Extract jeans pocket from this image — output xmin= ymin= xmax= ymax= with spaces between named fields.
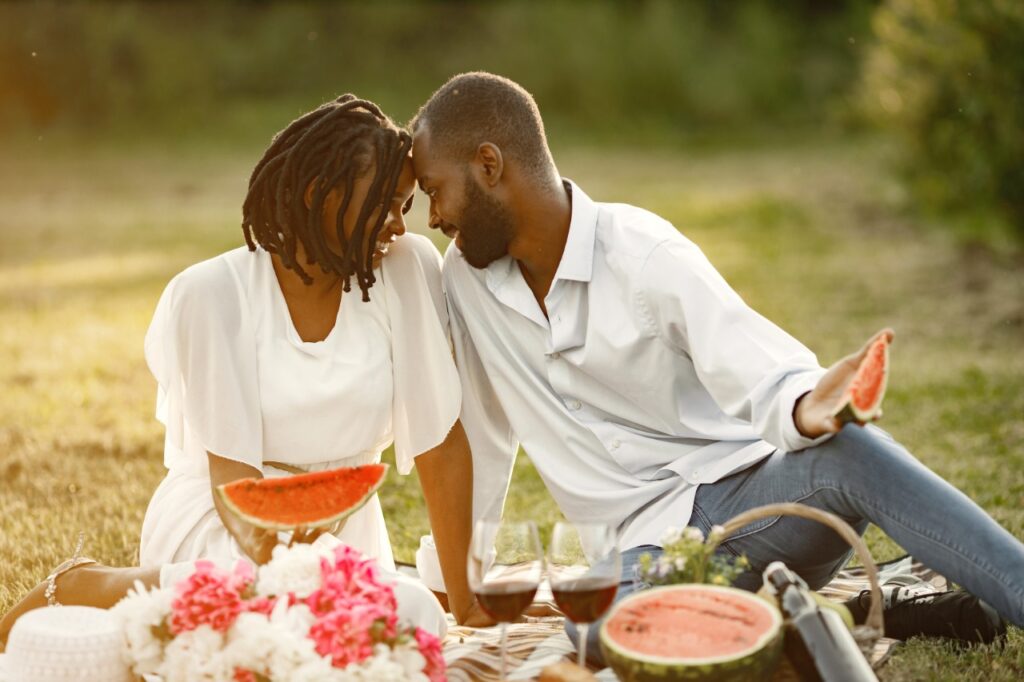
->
xmin=692 ymin=501 xmax=779 ymax=557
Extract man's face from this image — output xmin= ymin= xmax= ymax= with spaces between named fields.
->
xmin=412 ymin=127 xmax=514 ymax=269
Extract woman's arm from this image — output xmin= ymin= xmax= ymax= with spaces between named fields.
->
xmin=208 ymin=452 xmax=279 ymax=565
xmin=415 ymin=420 xmax=492 ymax=626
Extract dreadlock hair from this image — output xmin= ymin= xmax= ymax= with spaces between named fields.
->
xmin=411 ymin=72 xmax=555 ymax=185
xmin=242 ymin=94 xmax=412 ymax=302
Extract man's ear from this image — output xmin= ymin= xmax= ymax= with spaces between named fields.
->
xmin=475 ymin=143 xmax=504 ymax=188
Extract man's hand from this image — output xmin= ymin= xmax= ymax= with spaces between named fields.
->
xmin=795 ymin=328 xmax=894 ymax=439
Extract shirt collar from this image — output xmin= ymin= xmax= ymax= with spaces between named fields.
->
xmin=552 ymin=179 xmax=598 ymax=284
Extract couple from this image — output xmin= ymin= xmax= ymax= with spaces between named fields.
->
xmin=3 ymin=73 xmax=1023 ymax=661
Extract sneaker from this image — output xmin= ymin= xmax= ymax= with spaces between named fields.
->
xmin=844 ymin=575 xmax=1007 ymax=644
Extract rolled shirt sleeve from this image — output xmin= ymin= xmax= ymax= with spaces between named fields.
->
xmin=638 ymin=237 xmax=831 ymax=453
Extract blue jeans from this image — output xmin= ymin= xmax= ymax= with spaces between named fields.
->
xmin=567 ymin=425 xmax=1024 ymax=666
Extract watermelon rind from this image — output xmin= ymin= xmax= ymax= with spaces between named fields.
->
xmin=216 ymin=463 xmax=388 ymax=531
xmin=600 ymin=584 xmax=783 ymax=682
xmin=835 ymin=337 xmax=889 ymax=425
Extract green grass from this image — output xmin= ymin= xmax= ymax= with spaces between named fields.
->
xmin=1 ymin=135 xmax=1022 ymax=679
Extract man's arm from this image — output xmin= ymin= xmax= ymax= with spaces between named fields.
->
xmin=639 ymin=237 xmax=829 ymax=453
xmin=443 ymin=250 xmax=519 ymax=523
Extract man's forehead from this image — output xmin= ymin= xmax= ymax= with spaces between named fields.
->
xmin=411 ymin=133 xmax=441 ymax=184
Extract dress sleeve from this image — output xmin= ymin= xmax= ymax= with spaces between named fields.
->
xmin=638 ymin=237 xmax=831 ymax=453
xmin=144 ymin=258 xmax=264 ymax=472
xmin=381 ymin=235 xmax=462 ymax=475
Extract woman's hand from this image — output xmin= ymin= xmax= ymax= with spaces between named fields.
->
xmin=415 ymin=421 xmax=479 ymax=625
xmin=208 ymin=452 xmax=279 ymax=565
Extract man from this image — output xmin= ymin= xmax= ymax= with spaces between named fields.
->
xmin=410 ymin=72 xmax=1022 ymax=662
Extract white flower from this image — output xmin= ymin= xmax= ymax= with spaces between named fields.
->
xmin=673 ymin=557 xmax=687 ymax=571
xmin=159 ymin=625 xmax=232 ymax=682
xmin=656 ymin=559 xmax=673 ymax=578
xmin=110 ymin=579 xmax=173 ymax=675
xmin=345 ymin=644 xmax=425 ymax=682
xmin=683 ymin=527 xmax=705 ymax=543
xmin=257 ymin=542 xmax=334 ymax=599
xmin=709 ymin=524 xmax=726 ymax=539
xmin=390 ymin=641 xmax=428 ymax=679
xmin=660 ymin=526 xmax=682 ymax=546
xmin=221 ymin=609 xmax=330 ymax=679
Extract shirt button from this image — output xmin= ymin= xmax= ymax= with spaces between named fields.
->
xmin=568 ymin=399 xmax=582 ymax=411
xmin=610 ymin=438 xmax=621 ymax=450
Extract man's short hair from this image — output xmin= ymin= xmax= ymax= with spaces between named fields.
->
xmin=411 ymin=72 xmax=553 ymax=179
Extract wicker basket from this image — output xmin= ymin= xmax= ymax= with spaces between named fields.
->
xmin=707 ymin=502 xmax=884 ymax=680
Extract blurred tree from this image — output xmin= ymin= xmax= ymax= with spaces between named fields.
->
xmin=859 ymin=0 xmax=1024 ymax=235
xmin=0 ymin=0 xmax=874 ymax=144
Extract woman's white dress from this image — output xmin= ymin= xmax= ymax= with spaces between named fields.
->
xmin=138 ymin=234 xmax=459 ymax=636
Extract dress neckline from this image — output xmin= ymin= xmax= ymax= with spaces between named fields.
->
xmin=264 ymin=251 xmax=346 ymax=353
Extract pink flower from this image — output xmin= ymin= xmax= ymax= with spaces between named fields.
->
xmin=308 ymin=601 xmax=396 ymax=667
xmin=305 ymin=546 xmax=397 ymax=617
xmin=169 ymin=560 xmax=253 ymax=634
xmin=233 ymin=669 xmax=257 ymax=682
xmin=243 ymin=595 xmax=277 ymax=616
xmin=415 ymin=627 xmax=446 ymax=681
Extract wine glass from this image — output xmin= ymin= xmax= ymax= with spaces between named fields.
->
xmin=547 ymin=521 xmax=621 ymax=667
xmin=467 ymin=520 xmax=544 ymax=680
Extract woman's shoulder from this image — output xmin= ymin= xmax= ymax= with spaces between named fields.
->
xmin=384 ymin=233 xmax=443 ymax=277
xmin=158 ymin=246 xmax=256 ymax=319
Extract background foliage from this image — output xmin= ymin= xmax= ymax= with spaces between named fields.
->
xmin=859 ymin=0 xmax=1024 ymax=236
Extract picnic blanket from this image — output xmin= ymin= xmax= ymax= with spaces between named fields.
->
xmin=433 ymin=555 xmax=946 ymax=681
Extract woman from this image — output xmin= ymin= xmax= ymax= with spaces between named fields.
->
xmin=1 ymin=95 xmax=484 ymax=644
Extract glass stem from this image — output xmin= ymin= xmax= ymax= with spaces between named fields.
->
xmin=500 ymin=620 xmax=509 ymax=680
xmin=578 ymin=622 xmax=589 ymax=667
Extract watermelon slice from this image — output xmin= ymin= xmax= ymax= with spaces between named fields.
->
xmin=600 ymin=584 xmax=783 ymax=681
xmin=834 ymin=334 xmax=889 ymax=425
xmin=216 ymin=463 xmax=388 ymax=531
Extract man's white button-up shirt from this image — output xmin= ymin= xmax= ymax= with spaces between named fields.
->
xmin=444 ymin=180 xmax=830 ymax=550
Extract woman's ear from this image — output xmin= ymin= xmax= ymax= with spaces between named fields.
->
xmin=303 ymin=179 xmax=317 ymax=210
xmin=475 ymin=143 xmax=504 ymax=188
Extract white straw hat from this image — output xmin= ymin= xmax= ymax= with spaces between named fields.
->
xmin=0 ymin=606 xmax=131 ymax=682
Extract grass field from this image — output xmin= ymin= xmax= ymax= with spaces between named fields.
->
xmin=1 ymin=134 xmax=1022 ymax=679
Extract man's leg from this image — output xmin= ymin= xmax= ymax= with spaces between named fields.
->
xmin=691 ymin=425 xmax=1024 ymax=626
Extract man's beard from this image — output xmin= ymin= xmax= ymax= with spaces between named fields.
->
xmin=455 ymin=172 xmax=515 ymax=269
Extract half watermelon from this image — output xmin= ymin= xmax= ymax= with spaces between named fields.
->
xmin=600 ymin=584 xmax=783 ymax=681
xmin=835 ymin=334 xmax=889 ymax=425
xmin=216 ymin=463 xmax=388 ymax=531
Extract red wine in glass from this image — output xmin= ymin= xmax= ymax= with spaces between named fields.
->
xmin=467 ymin=520 xmax=544 ymax=680
xmin=548 ymin=522 xmax=621 ymax=667
xmin=474 ymin=581 xmax=539 ymax=622
xmin=551 ymin=577 xmax=618 ymax=624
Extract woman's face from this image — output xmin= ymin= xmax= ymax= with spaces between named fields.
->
xmin=316 ymin=156 xmax=416 ymax=269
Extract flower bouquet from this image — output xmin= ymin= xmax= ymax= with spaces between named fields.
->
xmin=636 ymin=525 xmax=750 ymax=587
xmin=111 ymin=544 xmax=445 ymax=682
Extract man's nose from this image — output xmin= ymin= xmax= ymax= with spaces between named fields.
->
xmin=428 ymin=211 xmax=442 ymax=231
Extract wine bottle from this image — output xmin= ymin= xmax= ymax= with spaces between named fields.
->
xmin=763 ymin=562 xmax=878 ymax=682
